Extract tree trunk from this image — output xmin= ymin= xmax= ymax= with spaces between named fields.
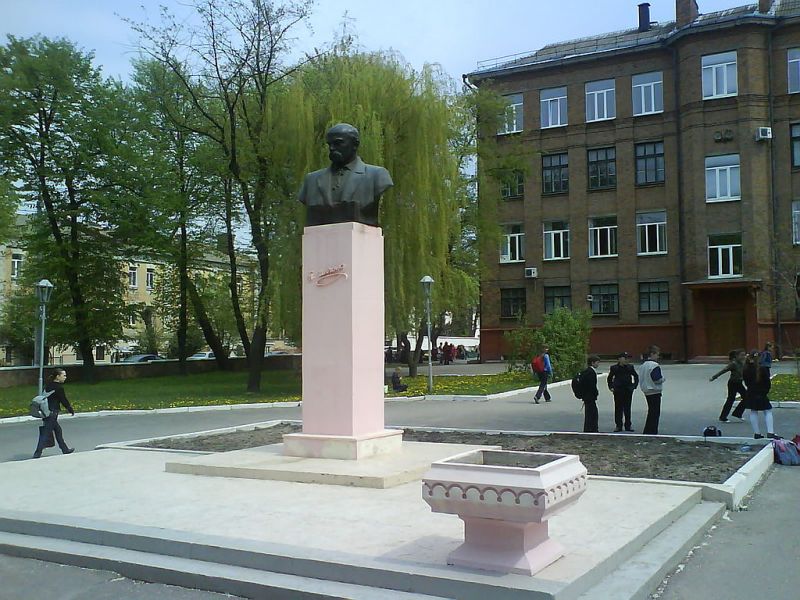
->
xmin=188 ymin=279 xmax=231 ymax=370
xmin=77 ymin=339 xmax=95 ymax=383
xmin=177 ymin=215 xmax=188 ymax=374
xmin=409 ymin=322 xmax=426 ymax=378
xmin=247 ymin=325 xmax=268 ymax=392
xmin=223 ymin=178 xmax=251 ymax=358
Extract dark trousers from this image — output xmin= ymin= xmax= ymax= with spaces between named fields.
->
xmin=34 ymin=413 xmax=68 ymax=456
xmin=731 ymin=387 xmax=749 ymax=419
xmin=643 ymin=393 xmax=662 ymax=434
xmin=721 ymin=380 xmax=747 ymax=420
xmin=534 ymin=372 xmax=551 ymax=401
xmin=613 ymin=389 xmax=633 ymax=429
xmin=583 ymin=398 xmax=599 ymax=432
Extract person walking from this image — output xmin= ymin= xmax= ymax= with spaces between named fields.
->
xmin=579 ymin=355 xmax=601 ymax=432
xmin=532 ymin=345 xmax=553 ymax=404
xmin=639 ymin=345 xmax=666 ymax=435
xmin=709 ymin=349 xmax=747 ymax=423
xmin=32 ymin=368 xmax=75 ymax=459
xmin=743 ymin=349 xmax=779 ymax=439
xmin=607 ymin=352 xmax=638 ymax=432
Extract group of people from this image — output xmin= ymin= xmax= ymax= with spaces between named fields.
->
xmin=709 ymin=342 xmax=778 ymax=439
xmin=434 ymin=342 xmax=463 ymax=365
xmin=531 ymin=345 xmax=666 ymax=434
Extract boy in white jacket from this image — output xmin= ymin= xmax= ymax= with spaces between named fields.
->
xmin=639 ymin=345 xmax=666 ymax=434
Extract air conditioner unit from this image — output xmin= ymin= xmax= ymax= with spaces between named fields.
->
xmin=524 ymin=267 xmax=538 ymax=279
xmin=755 ymin=127 xmax=773 ymax=141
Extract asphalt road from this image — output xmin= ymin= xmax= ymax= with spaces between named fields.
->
xmin=1 ymin=361 xmax=798 ymax=599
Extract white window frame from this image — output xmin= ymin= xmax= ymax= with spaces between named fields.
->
xmin=702 ymin=51 xmax=738 ymax=99
xmin=636 ymin=211 xmax=667 ymax=255
xmin=789 ymin=48 xmax=800 ymax=94
xmin=585 ymin=79 xmax=616 ymax=122
xmin=589 ymin=216 xmax=618 ymax=258
xmin=705 ymin=154 xmax=741 ymax=202
xmin=11 ymin=253 xmax=23 ymax=280
xmin=793 ymin=200 xmax=800 ymax=245
xmin=590 ymin=283 xmax=619 ymax=315
xmin=500 ymin=224 xmax=525 ymax=263
xmin=128 ymin=265 xmax=138 ymax=288
xmin=146 ymin=268 xmax=155 ymax=290
xmin=501 ymin=171 xmax=524 ymax=198
xmin=632 ymin=71 xmax=664 ymax=116
xmin=498 ymin=93 xmax=523 ymax=135
xmin=540 ymin=86 xmax=568 ymax=128
xmin=708 ymin=234 xmax=743 ymax=279
xmin=543 ymin=221 xmax=570 ymax=260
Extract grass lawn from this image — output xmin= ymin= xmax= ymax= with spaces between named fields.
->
xmin=770 ymin=373 xmax=800 ymax=401
xmin=0 ymin=369 xmax=537 ymax=419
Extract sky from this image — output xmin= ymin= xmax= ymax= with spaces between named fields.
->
xmin=1 ymin=0 xmax=751 ymax=86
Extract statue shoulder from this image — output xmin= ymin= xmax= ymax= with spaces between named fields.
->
xmin=363 ymin=163 xmax=393 ymax=189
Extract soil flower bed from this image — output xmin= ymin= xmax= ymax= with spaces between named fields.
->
xmin=141 ymin=423 xmax=760 ymax=484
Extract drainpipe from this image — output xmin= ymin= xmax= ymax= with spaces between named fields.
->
xmin=672 ymin=46 xmax=691 ymax=362
xmin=767 ymin=29 xmax=782 ymax=355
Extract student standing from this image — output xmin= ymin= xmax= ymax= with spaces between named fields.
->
xmin=579 ymin=355 xmax=601 ymax=432
xmin=607 ymin=352 xmax=638 ymax=432
xmin=639 ymin=345 xmax=666 ymax=435
xmin=33 ymin=369 xmax=75 ymax=459
xmin=532 ymin=345 xmax=553 ymax=404
xmin=743 ymin=349 xmax=779 ymax=439
xmin=709 ymin=349 xmax=746 ymax=423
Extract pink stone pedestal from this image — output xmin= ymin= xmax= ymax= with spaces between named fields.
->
xmin=283 ymin=222 xmax=402 ymax=460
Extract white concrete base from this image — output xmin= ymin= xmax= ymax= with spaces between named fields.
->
xmin=166 ymin=441 xmax=497 ymax=489
xmin=283 ymin=428 xmax=403 ymax=460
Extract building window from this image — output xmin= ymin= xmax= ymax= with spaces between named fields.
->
xmin=589 ymin=216 xmax=618 ymax=258
xmin=705 ymin=154 xmax=740 ymax=202
xmin=498 ymin=93 xmax=523 ymax=135
xmin=792 ymin=124 xmax=800 ymax=168
xmin=543 ymin=221 xmax=570 ymax=260
xmin=542 ymin=152 xmax=569 ymax=194
xmin=11 ymin=253 xmax=23 ymax=280
xmin=128 ymin=313 xmax=137 ymax=327
xmin=639 ymin=282 xmax=669 ymax=313
xmin=501 ymin=171 xmax=524 ymax=199
xmin=632 ymin=71 xmax=663 ymax=115
xmin=590 ymin=284 xmax=619 ymax=315
xmin=585 ymin=79 xmax=616 ymax=121
xmin=544 ymin=286 xmax=572 ymax=313
xmin=708 ymin=233 xmax=742 ymax=278
xmin=500 ymin=288 xmax=526 ymax=318
xmin=588 ymin=147 xmax=616 ymax=190
xmin=146 ymin=268 xmax=155 ymax=290
xmin=96 ymin=345 xmax=106 ymax=361
xmin=635 ymin=141 xmax=665 ymax=185
xmin=793 ymin=201 xmax=800 ymax=245
xmin=637 ymin=211 xmax=667 ymax=255
xmin=702 ymin=51 xmax=737 ymax=99
xmin=540 ymin=86 xmax=567 ymax=128
xmin=500 ymin=224 xmax=525 ymax=263
xmin=789 ymin=48 xmax=800 ymax=94
xmin=128 ymin=265 xmax=138 ymax=288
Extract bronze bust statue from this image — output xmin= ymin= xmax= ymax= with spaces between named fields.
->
xmin=298 ymin=123 xmax=393 ymax=227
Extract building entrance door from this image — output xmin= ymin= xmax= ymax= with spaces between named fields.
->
xmin=706 ymin=308 xmax=746 ymax=355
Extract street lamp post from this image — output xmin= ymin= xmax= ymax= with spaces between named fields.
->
xmin=420 ymin=275 xmax=434 ymax=393
xmin=34 ymin=279 xmax=54 ymax=396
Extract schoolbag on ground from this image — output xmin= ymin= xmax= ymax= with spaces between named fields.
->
xmin=772 ymin=439 xmax=800 ymax=466
xmin=571 ymin=372 xmax=584 ymax=399
xmin=532 ymin=354 xmax=545 ymax=373
xmin=29 ymin=391 xmax=54 ymax=419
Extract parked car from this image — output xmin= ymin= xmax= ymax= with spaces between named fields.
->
xmin=188 ymin=351 xmax=215 ymax=360
xmin=121 ymin=354 xmax=164 ymax=363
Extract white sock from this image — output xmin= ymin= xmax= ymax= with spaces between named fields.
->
xmin=765 ymin=410 xmax=774 ymax=434
xmin=749 ymin=411 xmax=760 ymax=434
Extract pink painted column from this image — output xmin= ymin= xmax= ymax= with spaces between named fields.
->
xmin=283 ymin=222 xmax=402 ymax=459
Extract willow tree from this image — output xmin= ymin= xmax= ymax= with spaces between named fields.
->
xmin=269 ymin=51 xmax=475 ymax=373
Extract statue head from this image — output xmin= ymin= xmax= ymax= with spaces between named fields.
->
xmin=326 ymin=123 xmax=360 ymax=168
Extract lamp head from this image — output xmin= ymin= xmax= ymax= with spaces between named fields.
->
xmin=420 ymin=275 xmax=434 ymax=295
xmin=35 ymin=279 xmax=54 ymax=303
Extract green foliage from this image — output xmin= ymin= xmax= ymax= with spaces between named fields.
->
xmin=0 ymin=177 xmax=17 ymax=243
xmin=769 ymin=374 xmax=800 ymax=401
xmin=504 ymin=308 xmax=592 ymax=381
xmin=165 ymin=326 xmax=205 ymax=359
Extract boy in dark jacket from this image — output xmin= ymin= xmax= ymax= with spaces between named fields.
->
xmin=709 ymin=349 xmax=746 ymax=423
xmin=33 ymin=368 xmax=75 ymax=458
xmin=607 ymin=352 xmax=639 ymax=432
xmin=580 ymin=355 xmax=601 ymax=433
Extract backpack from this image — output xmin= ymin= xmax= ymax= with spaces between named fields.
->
xmin=571 ymin=371 xmax=584 ymax=399
xmin=532 ymin=354 xmax=545 ymax=373
xmin=29 ymin=390 xmax=54 ymax=419
xmin=772 ymin=439 xmax=800 ymax=466
xmin=703 ymin=425 xmax=722 ymax=438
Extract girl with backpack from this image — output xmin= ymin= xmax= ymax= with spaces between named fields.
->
xmin=33 ymin=369 xmax=75 ymax=459
xmin=742 ymin=349 xmax=779 ymax=439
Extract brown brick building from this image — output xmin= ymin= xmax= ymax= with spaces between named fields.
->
xmin=467 ymin=0 xmax=800 ymax=361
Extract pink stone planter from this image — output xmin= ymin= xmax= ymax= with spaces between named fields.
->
xmin=422 ymin=449 xmax=587 ymax=576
